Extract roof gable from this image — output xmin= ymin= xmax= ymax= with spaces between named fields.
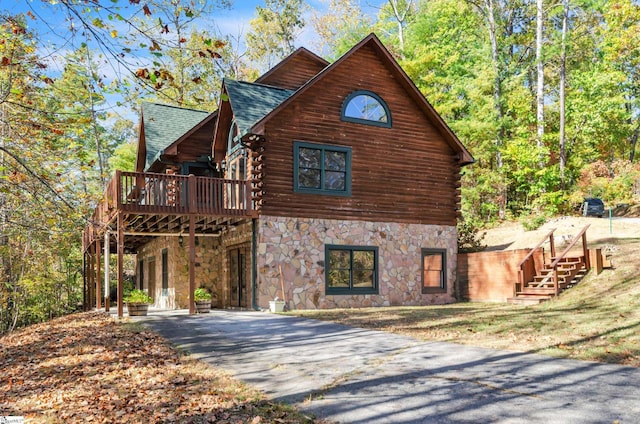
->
xmin=250 ymin=33 xmax=474 ymax=165
xmin=138 ymin=102 xmax=210 ymax=171
xmin=255 ymin=47 xmax=329 ymax=89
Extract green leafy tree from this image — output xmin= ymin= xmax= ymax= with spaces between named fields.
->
xmin=246 ymin=0 xmax=306 ymax=70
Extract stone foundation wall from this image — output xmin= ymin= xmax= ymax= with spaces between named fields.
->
xmin=256 ymin=216 xmax=457 ymax=310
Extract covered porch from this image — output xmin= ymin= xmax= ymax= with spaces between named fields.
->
xmin=82 ymin=170 xmax=257 ymax=317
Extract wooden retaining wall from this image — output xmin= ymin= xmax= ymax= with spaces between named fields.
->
xmin=458 ymin=248 xmax=545 ymax=302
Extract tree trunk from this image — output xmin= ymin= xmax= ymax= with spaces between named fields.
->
xmin=536 ymin=0 xmax=545 ymax=152
xmin=559 ymin=0 xmax=568 ymax=183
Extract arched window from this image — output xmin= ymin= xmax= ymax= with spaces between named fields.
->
xmin=228 ymin=119 xmax=241 ymax=152
xmin=341 ymin=90 xmax=391 ymax=128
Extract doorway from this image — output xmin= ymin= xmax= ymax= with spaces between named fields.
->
xmin=228 ymin=246 xmax=250 ymax=308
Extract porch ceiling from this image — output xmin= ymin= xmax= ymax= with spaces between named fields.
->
xmin=103 ymin=212 xmax=249 ymax=253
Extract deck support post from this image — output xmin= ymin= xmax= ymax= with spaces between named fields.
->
xmin=104 ymin=231 xmax=110 ymax=312
xmin=96 ymin=237 xmax=102 ymax=309
xmin=189 ymin=213 xmax=196 ymax=315
xmin=117 ymin=212 xmax=124 ymax=318
xmin=88 ymin=249 xmax=95 ymax=310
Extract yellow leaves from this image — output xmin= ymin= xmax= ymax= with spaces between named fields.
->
xmin=110 ymin=30 xmax=118 ymax=38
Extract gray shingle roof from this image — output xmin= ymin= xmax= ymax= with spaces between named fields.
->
xmin=141 ymin=102 xmax=210 ymax=170
xmin=224 ymin=79 xmax=294 ymax=136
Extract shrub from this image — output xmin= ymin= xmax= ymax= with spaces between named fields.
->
xmin=124 ymin=289 xmax=152 ymax=305
xmin=457 ymin=219 xmax=486 ymax=253
xmin=194 ymin=287 xmax=212 ymax=301
xmin=520 ymin=214 xmax=546 ymax=231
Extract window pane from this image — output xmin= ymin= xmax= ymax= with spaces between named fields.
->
xmin=325 ymin=171 xmax=345 ymax=191
xmin=353 ymin=250 xmax=374 ymax=270
xmin=299 ymin=147 xmax=321 ymax=169
xmin=345 ymin=94 xmax=388 ymax=123
xmin=328 ymin=270 xmax=350 ymax=288
xmin=298 ymin=169 xmax=321 ymax=189
xmin=423 ymin=270 xmax=443 ymax=288
xmin=353 ymin=270 xmax=374 ymax=288
xmin=329 ymin=249 xmax=350 ymax=269
xmin=325 ymin=151 xmax=346 ymax=171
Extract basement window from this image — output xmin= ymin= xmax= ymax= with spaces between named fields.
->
xmin=422 ymin=249 xmax=446 ymax=294
xmin=325 ymin=245 xmax=378 ymax=295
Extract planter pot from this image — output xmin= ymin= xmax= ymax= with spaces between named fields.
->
xmin=195 ymin=300 xmax=211 ymax=313
xmin=269 ymin=300 xmax=285 ymax=313
xmin=127 ymin=303 xmax=149 ymax=316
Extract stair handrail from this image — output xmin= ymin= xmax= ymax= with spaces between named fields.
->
xmin=517 ymin=228 xmax=557 ymax=268
xmin=548 ymin=224 xmax=590 ymax=269
xmin=537 ymin=224 xmax=591 ymax=295
xmin=515 ymin=228 xmax=556 ymax=296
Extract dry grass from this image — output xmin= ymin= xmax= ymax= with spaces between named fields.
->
xmin=290 ymin=227 xmax=640 ymax=367
xmin=0 ymin=311 xmax=319 ymax=423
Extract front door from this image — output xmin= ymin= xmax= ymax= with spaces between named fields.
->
xmin=229 ymin=247 xmax=249 ymax=308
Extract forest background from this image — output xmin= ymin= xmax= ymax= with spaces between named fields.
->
xmin=1 ymin=0 xmax=639 ymax=333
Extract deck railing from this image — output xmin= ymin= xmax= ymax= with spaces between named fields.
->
xmin=83 ymin=171 xmax=254 ymax=247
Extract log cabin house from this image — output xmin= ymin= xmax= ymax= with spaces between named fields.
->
xmin=82 ymin=33 xmax=474 ymax=316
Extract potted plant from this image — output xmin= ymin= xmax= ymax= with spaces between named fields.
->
xmin=124 ymin=289 xmax=152 ymax=316
xmin=194 ymin=287 xmax=212 ymax=313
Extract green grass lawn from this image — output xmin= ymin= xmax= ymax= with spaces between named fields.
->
xmin=290 ymin=238 xmax=640 ymax=367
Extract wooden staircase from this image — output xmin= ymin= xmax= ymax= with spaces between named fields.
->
xmin=508 ymin=225 xmax=591 ymax=305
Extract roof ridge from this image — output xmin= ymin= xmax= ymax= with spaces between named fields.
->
xmin=142 ymin=101 xmax=210 ymax=114
xmin=224 ymin=78 xmax=295 ymax=94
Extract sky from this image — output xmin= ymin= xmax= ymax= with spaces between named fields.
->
xmin=2 ymin=0 xmax=385 ymax=122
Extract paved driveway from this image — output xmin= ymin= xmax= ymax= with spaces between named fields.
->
xmin=138 ymin=310 xmax=640 ymax=423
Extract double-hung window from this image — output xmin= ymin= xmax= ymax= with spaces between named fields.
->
xmin=325 ymin=245 xmax=378 ymax=295
xmin=294 ymin=141 xmax=351 ymax=196
xmin=422 ymin=249 xmax=447 ymax=293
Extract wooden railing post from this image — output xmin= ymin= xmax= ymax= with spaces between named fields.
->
xmin=115 ymin=170 xmax=122 ymax=208
xmin=549 ymin=232 xmax=556 ymax=260
xmin=582 ymin=231 xmax=590 ymax=269
xmin=188 ymin=174 xmax=196 ymax=213
xmin=553 ymin=268 xmax=559 ymax=295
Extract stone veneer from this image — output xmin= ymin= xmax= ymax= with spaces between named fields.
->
xmin=136 ymin=220 xmax=252 ymax=309
xmin=256 ymin=215 xmax=458 ymax=310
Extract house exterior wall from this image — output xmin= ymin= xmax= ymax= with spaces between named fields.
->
xmin=256 ymin=215 xmax=457 ymax=310
xmin=260 ymin=42 xmax=461 ymax=227
xmin=136 ymin=220 xmax=252 ymax=309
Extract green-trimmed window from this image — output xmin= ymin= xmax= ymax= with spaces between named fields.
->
xmin=341 ymin=90 xmax=391 ymax=128
xmin=422 ymin=249 xmax=446 ymax=294
xmin=294 ymin=141 xmax=351 ymax=196
xmin=326 ymin=245 xmax=378 ymax=295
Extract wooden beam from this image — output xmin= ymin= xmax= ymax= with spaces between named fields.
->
xmin=117 ymin=212 xmax=124 ymax=318
xmin=96 ymin=237 xmax=102 ymax=309
xmin=189 ymin=213 xmax=196 ymax=315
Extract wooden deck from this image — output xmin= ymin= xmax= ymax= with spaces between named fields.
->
xmin=83 ymin=171 xmax=257 ymax=251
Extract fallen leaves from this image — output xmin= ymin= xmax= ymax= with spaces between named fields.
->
xmin=0 ymin=312 xmax=318 ymax=423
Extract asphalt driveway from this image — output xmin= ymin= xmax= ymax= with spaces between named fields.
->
xmin=137 ymin=310 xmax=640 ymax=423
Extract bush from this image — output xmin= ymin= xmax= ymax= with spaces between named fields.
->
xmin=520 ymin=214 xmax=546 ymax=231
xmin=124 ymin=289 xmax=152 ymax=305
xmin=457 ymin=219 xmax=486 ymax=253
xmin=194 ymin=287 xmax=212 ymax=301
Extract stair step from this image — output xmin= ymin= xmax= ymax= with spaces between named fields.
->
xmin=507 ymin=295 xmax=552 ymax=305
xmin=517 ymin=289 xmax=556 ymax=295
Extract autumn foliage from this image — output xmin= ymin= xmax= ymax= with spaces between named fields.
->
xmin=0 ymin=312 xmax=317 ymax=423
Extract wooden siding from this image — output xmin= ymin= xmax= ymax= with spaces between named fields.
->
xmin=458 ymin=249 xmax=544 ymax=302
xmin=256 ymin=52 xmax=327 ymax=90
xmin=260 ymin=44 xmax=461 ymax=226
